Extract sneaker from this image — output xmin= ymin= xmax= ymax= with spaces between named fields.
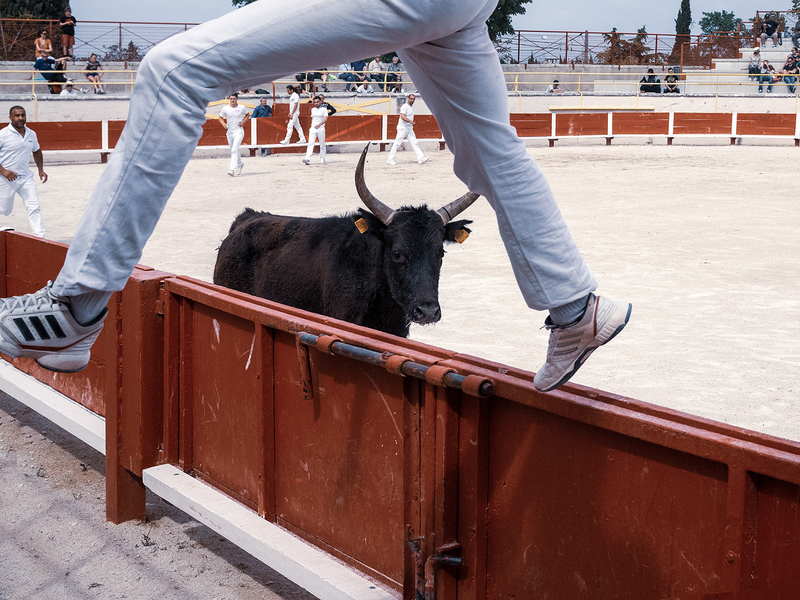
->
xmin=280 ymin=139 xmax=290 ymax=145
xmin=533 ymin=293 xmax=631 ymax=392
xmin=299 ymin=139 xmax=307 ymax=144
xmin=319 ymin=158 xmax=325 ymax=164
xmin=0 ymin=283 xmax=107 ymax=373
xmin=301 ymin=158 xmax=310 ymax=165
xmin=387 ymin=159 xmax=397 ymax=165
xmin=418 ymin=157 xmax=429 ymax=164
xmin=228 ymin=170 xmax=235 ymax=177
xmin=235 ymin=164 xmax=243 ymax=176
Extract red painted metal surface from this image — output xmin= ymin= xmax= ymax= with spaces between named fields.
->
xmin=511 ymin=113 xmax=551 ymax=137
xmin=673 ymin=112 xmax=733 ymax=135
xmin=613 ymin=112 xmax=670 ymax=135
xmin=3 ymin=234 xmax=800 ymax=598
xmin=556 ymin=112 xmax=608 ymax=137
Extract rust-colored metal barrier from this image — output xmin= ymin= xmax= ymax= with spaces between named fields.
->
xmin=2 ymin=234 xmax=800 ymax=599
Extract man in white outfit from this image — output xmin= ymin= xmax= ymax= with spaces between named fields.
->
xmin=280 ymin=84 xmax=305 ymax=145
xmin=302 ymin=96 xmax=327 ymax=165
xmin=0 ymin=0 xmax=631 ymax=391
xmin=0 ymin=106 xmax=47 ymax=238
xmin=218 ymin=93 xmax=250 ymax=176
xmin=387 ymin=94 xmax=428 ymax=165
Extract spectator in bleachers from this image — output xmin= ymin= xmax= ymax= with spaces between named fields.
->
xmin=59 ymin=7 xmax=76 ymax=58
xmin=337 ymin=62 xmax=354 ymax=89
xmin=780 ymin=50 xmax=798 ymax=93
xmin=639 ymin=68 xmax=661 ymax=93
xmin=367 ymin=56 xmax=385 ymax=89
xmin=34 ymin=30 xmax=52 ymax=59
xmin=663 ymin=68 xmax=680 ymax=93
xmin=761 ymin=15 xmax=780 ymax=49
xmin=350 ymin=58 xmax=368 ymax=90
xmin=758 ymin=60 xmax=777 ymax=93
xmin=386 ymin=56 xmax=403 ymax=91
xmin=83 ymin=54 xmax=105 ymax=95
xmin=34 ymin=55 xmax=69 ymax=94
xmin=354 ymin=81 xmax=375 ymax=93
xmin=546 ymin=80 xmax=564 ymax=93
xmin=59 ymin=80 xmax=81 ymax=96
xmin=792 ymin=20 xmax=800 ymax=49
xmin=748 ymin=47 xmax=762 ymax=80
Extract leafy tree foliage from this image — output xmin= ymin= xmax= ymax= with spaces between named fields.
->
xmin=699 ymin=10 xmax=742 ymax=34
xmin=675 ymin=0 xmax=692 ymax=35
xmin=103 ymin=41 xmax=143 ymax=62
xmin=232 ymin=0 xmax=531 ymax=42
xmin=0 ymin=0 xmax=68 ymax=19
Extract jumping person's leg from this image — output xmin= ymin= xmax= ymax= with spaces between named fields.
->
xmin=1 ymin=0 xmax=628 ymax=387
xmin=17 ymin=178 xmax=45 ymax=238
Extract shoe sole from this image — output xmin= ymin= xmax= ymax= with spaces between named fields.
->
xmin=35 ymin=356 xmax=90 ymax=373
xmin=536 ymin=303 xmax=632 ymax=393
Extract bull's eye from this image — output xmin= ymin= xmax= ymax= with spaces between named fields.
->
xmin=392 ymin=250 xmax=403 ymax=262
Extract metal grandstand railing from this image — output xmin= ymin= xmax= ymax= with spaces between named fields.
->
xmin=498 ymin=29 xmax=749 ymax=69
xmin=0 ymin=18 xmax=198 ymax=62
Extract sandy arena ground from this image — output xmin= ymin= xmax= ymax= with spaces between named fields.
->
xmin=1 ymin=139 xmax=798 ymax=598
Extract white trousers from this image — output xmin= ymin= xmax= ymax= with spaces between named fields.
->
xmin=51 ymin=0 xmax=596 ymax=315
xmin=388 ymin=125 xmax=424 ymax=162
xmin=304 ymin=125 xmax=326 ymax=162
xmin=283 ymin=112 xmax=305 ymax=143
xmin=227 ymin=127 xmax=244 ymax=172
xmin=0 ymin=175 xmax=45 ymax=237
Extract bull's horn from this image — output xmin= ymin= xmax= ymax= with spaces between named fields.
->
xmin=355 ymin=144 xmax=396 ymax=225
xmin=436 ymin=192 xmax=480 ymax=225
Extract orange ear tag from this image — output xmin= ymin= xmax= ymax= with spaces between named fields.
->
xmin=355 ymin=217 xmax=369 ymax=233
xmin=454 ymin=229 xmax=470 ymax=244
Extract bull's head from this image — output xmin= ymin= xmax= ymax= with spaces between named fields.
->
xmin=354 ymin=144 xmax=479 ymax=328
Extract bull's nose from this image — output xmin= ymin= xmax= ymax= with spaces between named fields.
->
xmin=412 ymin=302 xmax=441 ymax=324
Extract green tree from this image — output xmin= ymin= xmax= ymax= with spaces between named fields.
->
xmin=699 ymin=10 xmax=741 ymax=34
xmin=675 ymin=0 xmax=692 ymax=34
xmin=232 ymin=0 xmax=532 ymax=42
xmin=0 ymin=0 xmax=67 ymax=18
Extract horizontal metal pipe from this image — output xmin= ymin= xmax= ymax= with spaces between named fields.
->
xmin=297 ymin=332 xmax=493 ymax=397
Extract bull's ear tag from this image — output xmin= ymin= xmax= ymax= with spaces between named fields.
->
xmin=355 ymin=217 xmax=369 ymax=233
xmin=454 ymin=229 xmax=469 ymax=244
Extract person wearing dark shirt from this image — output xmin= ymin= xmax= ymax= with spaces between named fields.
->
xmin=663 ymin=67 xmax=680 ymax=93
xmin=59 ymin=8 xmax=77 ymax=57
xmin=761 ymin=15 xmax=779 ymax=49
xmin=251 ymin=96 xmax=272 ymax=156
xmin=639 ymin=68 xmax=661 ymax=93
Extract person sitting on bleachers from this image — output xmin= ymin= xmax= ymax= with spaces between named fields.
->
xmin=758 ymin=60 xmax=778 ymax=93
xmin=663 ymin=68 xmax=680 ymax=93
xmin=748 ymin=47 xmax=762 ymax=80
xmin=34 ymin=54 xmax=69 ymax=94
xmin=780 ymin=49 xmax=799 ymax=93
xmin=639 ymin=68 xmax=661 ymax=93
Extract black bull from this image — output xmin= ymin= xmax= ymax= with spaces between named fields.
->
xmin=213 ymin=146 xmax=479 ymax=337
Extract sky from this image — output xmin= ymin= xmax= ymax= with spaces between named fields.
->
xmin=69 ymin=0 xmax=761 ymax=35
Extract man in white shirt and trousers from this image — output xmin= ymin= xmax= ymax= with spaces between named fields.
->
xmin=302 ymin=95 xmax=328 ymax=165
xmin=387 ymin=94 xmax=428 ymax=165
xmin=218 ymin=93 xmax=250 ymax=176
xmin=0 ymin=106 xmax=47 ymax=237
xmin=280 ymin=85 xmax=306 ymax=145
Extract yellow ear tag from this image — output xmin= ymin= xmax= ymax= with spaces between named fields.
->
xmin=454 ymin=229 xmax=470 ymax=244
xmin=355 ymin=218 xmax=369 ymax=233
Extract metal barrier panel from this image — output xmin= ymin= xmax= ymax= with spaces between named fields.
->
xmin=613 ymin=112 xmax=670 ymax=135
xmin=33 ymin=121 xmax=103 ymax=151
xmin=511 ymin=113 xmax=552 ymax=137
xmin=673 ymin=112 xmax=733 ymax=135
xmin=556 ymin=112 xmax=608 ymax=136
xmin=108 ymin=120 xmax=126 ymax=147
xmin=159 ymin=274 xmax=800 ymax=599
xmin=736 ymin=113 xmax=796 ymax=136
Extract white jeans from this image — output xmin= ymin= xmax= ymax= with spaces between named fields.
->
xmin=51 ymin=0 xmax=595 ymax=315
xmin=227 ymin=127 xmax=244 ymax=172
xmin=304 ymin=125 xmax=326 ymax=162
xmin=283 ymin=112 xmax=305 ymax=143
xmin=0 ymin=175 xmax=45 ymax=237
xmin=388 ymin=125 xmax=424 ymax=162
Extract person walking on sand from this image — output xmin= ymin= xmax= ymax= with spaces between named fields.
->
xmin=387 ymin=94 xmax=428 ymax=165
xmin=0 ymin=106 xmax=47 ymax=238
xmin=218 ymin=93 xmax=250 ymax=176
xmin=0 ymin=0 xmax=630 ymax=391
xmin=302 ymin=95 xmax=328 ymax=165
xmin=280 ymin=85 xmax=305 ymax=145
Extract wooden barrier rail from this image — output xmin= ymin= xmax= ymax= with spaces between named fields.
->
xmin=2 ymin=234 xmax=800 ymax=599
xmin=32 ymin=111 xmax=800 ymax=164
